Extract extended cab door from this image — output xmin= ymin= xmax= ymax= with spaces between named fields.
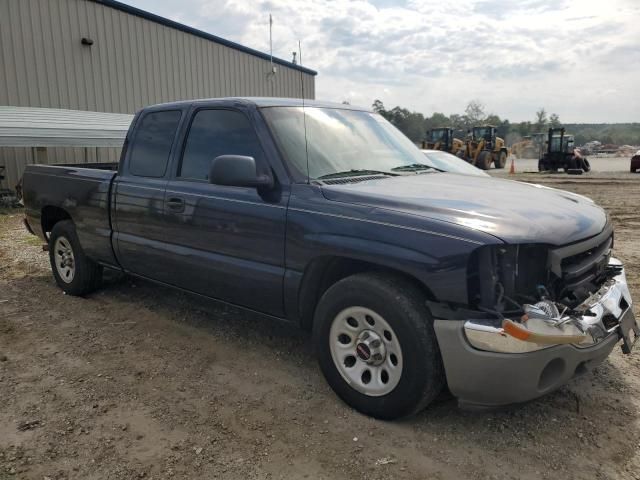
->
xmin=158 ymin=106 xmax=289 ymax=316
xmin=112 ymin=108 xmax=184 ymax=278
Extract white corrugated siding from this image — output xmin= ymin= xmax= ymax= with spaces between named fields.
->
xmin=0 ymin=0 xmax=316 ymax=188
xmin=0 ymin=107 xmax=133 ymax=147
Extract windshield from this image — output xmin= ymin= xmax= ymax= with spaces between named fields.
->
xmin=261 ymin=106 xmax=428 ymax=180
xmin=420 ymin=150 xmax=489 ymax=177
xmin=550 ymin=136 xmax=562 ymax=152
xmin=473 ymin=127 xmax=491 ymax=140
xmin=427 ymin=129 xmax=447 ymax=142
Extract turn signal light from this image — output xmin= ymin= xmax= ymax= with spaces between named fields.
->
xmin=502 ymin=319 xmax=587 ymax=345
xmin=502 ymin=319 xmax=531 ymax=341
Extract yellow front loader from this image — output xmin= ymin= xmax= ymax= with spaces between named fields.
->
xmin=422 ymin=127 xmax=464 ymax=156
xmin=459 ymin=125 xmax=509 ymax=170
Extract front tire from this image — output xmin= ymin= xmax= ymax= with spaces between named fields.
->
xmin=49 ymin=220 xmax=103 ymax=296
xmin=538 ymin=159 xmax=547 ymax=172
xmin=495 ymin=151 xmax=507 ymax=169
xmin=477 ymin=151 xmax=492 ymax=170
xmin=313 ymin=273 xmax=445 ymax=419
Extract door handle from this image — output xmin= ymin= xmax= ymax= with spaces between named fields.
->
xmin=166 ymin=197 xmax=185 ymax=212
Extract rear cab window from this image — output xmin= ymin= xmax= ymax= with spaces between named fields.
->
xmin=128 ymin=110 xmax=182 ymax=177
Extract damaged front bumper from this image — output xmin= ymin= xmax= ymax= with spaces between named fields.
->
xmin=433 ymin=258 xmax=638 ymax=408
xmin=463 ymin=258 xmax=636 ymax=354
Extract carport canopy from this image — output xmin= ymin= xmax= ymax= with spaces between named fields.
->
xmin=0 ymin=106 xmax=134 ymax=147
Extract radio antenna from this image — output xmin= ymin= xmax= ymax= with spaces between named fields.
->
xmin=269 ymin=14 xmax=273 ymax=71
xmin=299 ymin=39 xmax=310 ymax=184
xmin=267 ymin=14 xmax=276 ymax=94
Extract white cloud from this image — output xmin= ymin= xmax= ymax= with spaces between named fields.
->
xmin=125 ymin=0 xmax=640 ymax=122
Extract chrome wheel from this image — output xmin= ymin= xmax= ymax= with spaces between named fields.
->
xmin=329 ymin=306 xmax=403 ymax=397
xmin=54 ymin=236 xmax=75 ymax=283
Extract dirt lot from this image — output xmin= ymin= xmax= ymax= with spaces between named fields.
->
xmin=1 ymin=172 xmax=639 ymax=480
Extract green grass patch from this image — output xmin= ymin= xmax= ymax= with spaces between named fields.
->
xmin=24 ymin=235 xmax=43 ymax=246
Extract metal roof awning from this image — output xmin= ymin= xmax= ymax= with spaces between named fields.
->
xmin=0 ymin=106 xmax=133 ymax=147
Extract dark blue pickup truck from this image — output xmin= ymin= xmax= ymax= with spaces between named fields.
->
xmin=22 ymin=98 xmax=637 ymax=419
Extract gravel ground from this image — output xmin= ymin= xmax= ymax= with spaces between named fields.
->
xmin=1 ymin=172 xmax=639 ymax=480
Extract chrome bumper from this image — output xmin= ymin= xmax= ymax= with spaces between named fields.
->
xmin=464 ymin=258 xmax=633 ymax=354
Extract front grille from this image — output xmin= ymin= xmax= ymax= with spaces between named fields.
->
xmin=547 ymin=223 xmax=614 ymax=301
xmin=559 ymin=234 xmax=612 ymax=291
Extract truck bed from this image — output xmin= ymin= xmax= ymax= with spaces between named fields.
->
xmin=22 ymin=164 xmax=118 ymax=267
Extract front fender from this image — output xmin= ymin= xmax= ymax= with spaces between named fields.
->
xmin=284 ymin=185 xmax=501 ymax=320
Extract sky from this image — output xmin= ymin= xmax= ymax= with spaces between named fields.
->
xmin=125 ymin=0 xmax=640 ymax=123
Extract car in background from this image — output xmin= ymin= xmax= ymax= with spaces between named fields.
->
xmin=421 ymin=149 xmax=489 ymax=177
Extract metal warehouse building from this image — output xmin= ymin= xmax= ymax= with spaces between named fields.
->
xmin=0 ymin=0 xmax=317 ymax=190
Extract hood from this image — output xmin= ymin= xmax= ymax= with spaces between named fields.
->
xmin=321 ymin=173 xmax=608 ymax=245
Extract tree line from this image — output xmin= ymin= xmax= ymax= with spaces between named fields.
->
xmin=371 ymin=99 xmax=640 ymax=147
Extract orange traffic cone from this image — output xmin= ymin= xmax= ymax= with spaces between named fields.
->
xmin=509 ymin=157 xmax=515 ymax=174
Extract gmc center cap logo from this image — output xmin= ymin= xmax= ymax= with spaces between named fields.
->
xmin=356 ymin=343 xmax=371 ymax=361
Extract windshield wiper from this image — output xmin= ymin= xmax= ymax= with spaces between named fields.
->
xmin=391 ymin=163 xmax=443 ymax=173
xmin=317 ymin=169 xmax=396 ymax=179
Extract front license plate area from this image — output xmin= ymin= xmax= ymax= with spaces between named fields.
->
xmin=619 ymin=308 xmax=639 ymax=354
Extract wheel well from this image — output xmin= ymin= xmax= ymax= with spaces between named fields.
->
xmin=41 ymin=206 xmax=71 ymax=238
xmin=297 ymin=256 xmax=435 ymax=331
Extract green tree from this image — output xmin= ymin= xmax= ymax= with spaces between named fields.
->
xmin=448 ymin=114 xmax=468 ymax=138
xmin=385 ymin=106 xmax=426 ymax=142
xmin=370 ymin=99 xmax=640 ymax=147
xmin=516 ymin=121 xmax=532 ymax=137
xmin=372 ymin=99 xmax=386 ymax=114
xmin=496 ymin=119 xmax=510 ymax=140
xmin=485 ymin=114 xmax=502 ymax=126
xmin=424 ymin=112 xmax=451 ymax=140
xmin=465 ymin=100 xmax=486 ymax=123
xmin=372 ymin=99 xmax=392 ymax=122
xmin=449 ymin=114 xmax=464 ymax=128
xmin=425 ymin=112 xmax=450 ymax=130
xmin=534 ymin=108 xmax=548 ymax=132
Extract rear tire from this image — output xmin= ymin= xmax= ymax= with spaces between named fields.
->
xmin=49 ymin=220 xmax=102 ymax=296
xmin=313 ymin=272 xmax=445 ymax=420
xmin=477 ymin=151 xmax=492 ymax=170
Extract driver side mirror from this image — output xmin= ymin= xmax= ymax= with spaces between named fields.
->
xmin=209 ymin=155 xmax=274 ymax=189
